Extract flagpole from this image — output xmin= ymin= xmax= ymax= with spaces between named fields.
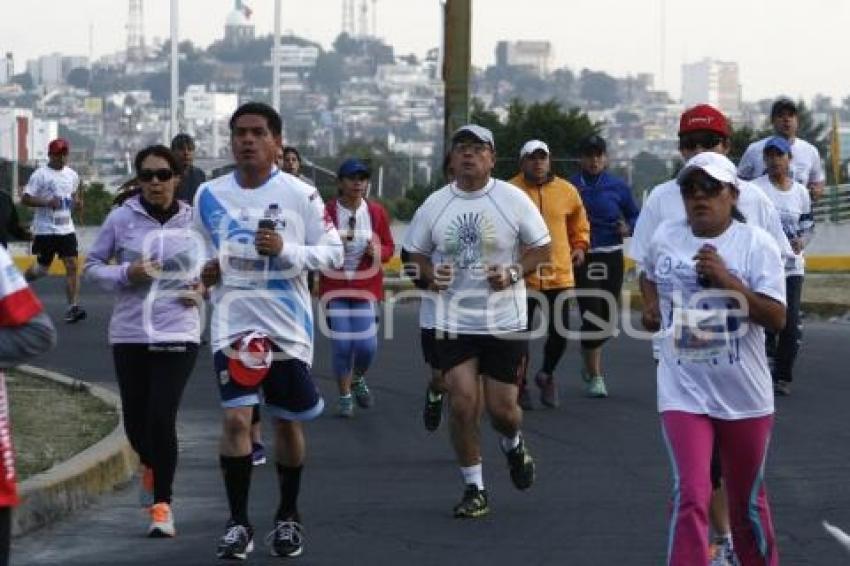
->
xmin=831 ymin=111 xmax=842 ymax=185
xmin=273 ymin=0 xmax=281 ymax=115
xmin=170 ymin=0 xmax=179 ymax=138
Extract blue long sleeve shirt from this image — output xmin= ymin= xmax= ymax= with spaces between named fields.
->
xmin=569 ymin=171 xmax=640 ymax=251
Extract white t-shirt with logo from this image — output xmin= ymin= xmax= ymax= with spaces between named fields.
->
xmin=646 ymin=219 xmax=786 ymax=419
xmin=738 ymin=137 xmax=826 ymax=185
xmin=23 ymin=165 xmax=79 ymax=236
xmin=404 ymin=179 xmax=551 ymax=335
xmin=628 ymin=176 xmax=793 ymax=272
xmin=751 ymin=175 xmax=813 ymax=276
xmin=336 ymin=201 xmax=372 ymax=275
xmin=193 ymin=169 xmax=343 ymax=361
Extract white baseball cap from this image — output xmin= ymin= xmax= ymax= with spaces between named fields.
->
xmin=451 ymin=124 xmax=495 ymax=149
xmin=676 ymin=152 xmax=738 ymax=187
xmin=519 ymin=140 xmax=550 ymax=158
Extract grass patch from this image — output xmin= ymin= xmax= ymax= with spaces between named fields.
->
xmin=7 ymin=371 xmax=118 ymax=481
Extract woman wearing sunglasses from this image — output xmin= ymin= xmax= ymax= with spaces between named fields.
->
xmin=640 ymin=152 xmax=786 ymax=566
xmin=319 ymin=158 xmax=394 ymax=417
xmin=85 ymin=145 xmax=202 ymax=538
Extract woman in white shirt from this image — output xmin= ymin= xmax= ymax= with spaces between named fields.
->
xmin=751 ymin=136 xmax=813 ymax=396
xmin=640 ymin=153 xmax=786 ymax=566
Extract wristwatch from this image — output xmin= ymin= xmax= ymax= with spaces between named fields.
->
xmin=507 ymin=266 xmax=521 ymax=284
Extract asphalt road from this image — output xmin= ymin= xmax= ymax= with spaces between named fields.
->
xmin=11 ymin=278 xmax=850 ymax=565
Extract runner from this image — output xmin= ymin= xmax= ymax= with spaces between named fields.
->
xmin=85 ymin=144 xmax=201 ymax=538
xmin=628 ymin=104 xmax=792 ymax=565
xmin=750 ymin=136 xmax=814 ymax=396
xmin=21 ymin=138 xmax=87 ymax=323
xmin=0 ymin=189 xmax=30 ymax=248
xmin=319 ymin=158 xmax=394 ymax=417
xmin=193 ymin=102 xmax=342 ymax=560
xmin=640 ymin=154 xmax=785 ymax=566
xmin=738 ymin=97 xmax=826 ymax=201
xmin=171 ymin=133 xmax=207 ymax=205
xmin=280 ymin=146 xmax=315 ymax=186
xmin=0 ymin=245 xmax=56 ymax=566
xmin=404 ymin=124 xmax=551 ymax=518
xmin=509 ymin=139 xmax=589 ymax=407
xmin=569 ymin=135 xmax=640 ymax=398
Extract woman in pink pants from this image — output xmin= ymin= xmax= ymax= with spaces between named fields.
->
xmin=639 ymin=152 xmax=787 ymax=566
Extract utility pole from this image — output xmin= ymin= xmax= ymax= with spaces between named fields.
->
xmin=442 ymin=0 xmax=472 ymax=152
xmin=170 ymin=0 xmax=179 ymax=138
xmin=272 ymin=0 xmax=281 ymax=114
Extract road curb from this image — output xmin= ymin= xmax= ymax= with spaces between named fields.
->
xmin=11 ymin=365 xmax=137 ymax=537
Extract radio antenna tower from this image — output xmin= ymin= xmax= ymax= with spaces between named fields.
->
xmin=127 ymin=0 xmax=146 ymax=62
xmin=342 ymin=0 xmax=356 ymax=36
xmin=358 ymin=0 xmax=368 ymax=38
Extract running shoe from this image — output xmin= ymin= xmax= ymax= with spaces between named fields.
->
xmin=534 ymin=371 xmax=559 ymax=408
xmin=139 ymin=465 xmax=154 ymax=508
xmin=265 ymin=517 xmax=304 ymax=558
xmin=352 ymin=376 xmax=373 ymax=408
xmin=251 ymin=442 xmax=266 ymax=466
xmin=147 ymin=502 xmax=175 ymax=538
xmin=505 ymin=434 xmax=535 ymax=490
xmin=64 ymin=305 xmax=87 ymax=324
xmin=517 ymin=382 xmax=533 ymax=411
xmin=774 ymin=380 xmax=791 ymax=396
xmin=422 ymin=387 xmax=444 ymax=432
xmin=586 ymin=375 xmax=609 ymax=398
xmin=709 ymin=537 xmax=740 ymax=566
xmin=337 ymin=395 xmax=354 ymax=418
xmin=453 ymin=485 xmax=489 ymax=519
xmin=216 ymin=520 xmax=254 ymax=560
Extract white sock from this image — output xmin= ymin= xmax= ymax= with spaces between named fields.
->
xmin=500 ymin=433 xmax=521 ymax=453
xmin=460 ymin=464 xmax=483 ymax=490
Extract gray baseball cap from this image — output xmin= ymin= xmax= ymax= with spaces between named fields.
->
xmin=451 ymin=124 xmax=495 ymax=149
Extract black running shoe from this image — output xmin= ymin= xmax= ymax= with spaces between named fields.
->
xmin=505 ymin=435 xmax=535 ymax=490
xmin=422 ymin=388 xmax=443 ymax=432
xmin=266 ymin=518 xmax=304 ymax=558
xmin=216 ymin=520 xmax=254 ymax=560
xmin=64 ymin=305 xmax=87 ymax=324
xmin=453 ymin=485 xmax=489 ymax=519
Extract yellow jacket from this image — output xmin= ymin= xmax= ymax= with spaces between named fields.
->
xmin=509 ymin=173 xmax=590 ymax=290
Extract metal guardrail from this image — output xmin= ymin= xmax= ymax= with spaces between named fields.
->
xmin=813 ymin=184 xmax=850 ymax=223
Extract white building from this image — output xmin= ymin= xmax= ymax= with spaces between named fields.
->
xmin=225 ymin=1 xmax=255 ymax=45
xmin=681 ymin=58 xmax=741 ymax=116
xmin=0 ymin=108 xmax=58 ymax=164
xmin=183 ymin=85 xmax=239 ymax=158
xmin=495 ymin=41 xmax=553 ymax=77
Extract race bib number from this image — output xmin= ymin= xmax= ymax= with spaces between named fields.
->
xmin=220 ymin=240 xmax=269 ymax=289
xmin=672 ymin=308 xmax=730 ymax=362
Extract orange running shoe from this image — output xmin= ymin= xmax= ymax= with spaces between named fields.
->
xmin=148 ymin=502 xmax=175 ymax=538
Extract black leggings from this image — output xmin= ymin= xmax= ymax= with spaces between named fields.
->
xmin=574 ymin=249 xmax=625 ymax=350
xmin=0 ymin=507 xmax=8 ymax=566
xmin=526 ymin=288 xmax=570 ymax=375
xmin=113 ymin=343 xmax=198 ymax=504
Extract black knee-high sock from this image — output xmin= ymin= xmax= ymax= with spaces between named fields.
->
xmin=220 ymin=455 xmax=253 ymax=525
xmin=276 ymin=464 xmax=303 ymax=521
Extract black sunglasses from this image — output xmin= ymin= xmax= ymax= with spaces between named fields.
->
xmin=681 ymin=177 xmax=726 ymax=199
xmin=346 ymin=216 xmax=355 ymax=241
xmin=138 ymin=168 xmax=175 ymax=182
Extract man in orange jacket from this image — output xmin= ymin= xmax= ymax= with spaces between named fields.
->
xmin=510 ymin=140 xmax=590 ymax=409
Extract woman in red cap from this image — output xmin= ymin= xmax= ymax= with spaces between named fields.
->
xmin=319 ymin=158 xmax=394 ymax=417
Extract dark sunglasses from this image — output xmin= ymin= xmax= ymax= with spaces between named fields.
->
xmin=346 ymin=216 xmax=356 ymax=241
xmin=681 ymin=177 xmax=726 ymax=199
xmin=138 ymin=168 xmax=175 ymax=182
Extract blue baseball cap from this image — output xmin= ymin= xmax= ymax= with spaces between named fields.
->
xmin=337 ymin=158 xmax=371 ymax=178
xmin=763 ymin=136 xmax=791 ymax=155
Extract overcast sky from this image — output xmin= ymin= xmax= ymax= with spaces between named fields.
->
xmin=3 ymin=0 xmax=849 ymax=103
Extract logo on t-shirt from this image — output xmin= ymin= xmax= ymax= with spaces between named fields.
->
xmin=443 ymin=212 xmax=496 ymax=268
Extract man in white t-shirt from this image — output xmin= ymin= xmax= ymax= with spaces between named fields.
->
xmin=21 ymin=138 xmax=86 ymax=323
xmin=194 ymin=102 xmax=343 ymax=560
xmin=404 ymin=124 xmax=551 ymax=519
xmin=738 ymin=97 xmax=826 ymax=201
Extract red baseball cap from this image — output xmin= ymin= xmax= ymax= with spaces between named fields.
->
xmin=678 ymin=105 xmax=729 ymax=137
xmin=227 ymin=332 xmax=273 ymax=387
xmin=47 ymin=138 xmax=70 ymax=155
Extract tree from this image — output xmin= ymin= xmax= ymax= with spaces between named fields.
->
xmin=729 ymin=124 xmax=760 ymax=164
xmin=631 ymin=151 xmax=672 ymax=194
xmin=78 ymin=182 xmax=114 ymax=226
xmin=66 ymin=67 xmax=91 ymax=90
xmin=471 ymin=98 xmax=600 ymax=180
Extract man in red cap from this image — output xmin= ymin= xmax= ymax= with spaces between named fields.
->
xmin=20 ymin=138 xmax=86 ymax=323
